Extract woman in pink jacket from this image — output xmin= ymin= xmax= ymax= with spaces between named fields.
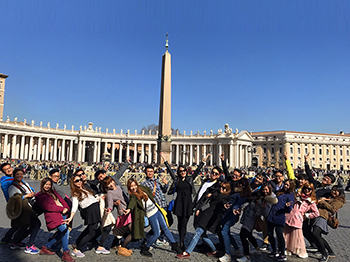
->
xmin=35 ymin=177 xmax=74 ymax=262
xmin=283 ymin=181 xmax=319 ymax=258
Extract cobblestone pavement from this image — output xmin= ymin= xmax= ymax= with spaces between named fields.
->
xmin=0 ymin=179 xmax=349 ymax=262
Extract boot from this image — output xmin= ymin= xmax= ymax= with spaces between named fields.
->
xmin=40 ymin=245 xmax=55 ymax=255
xmin=171 ymin=242 xmax=183 ymax=254
xmin=61 ymin=250 xmax=75 ymax=262
xmin=117 ymin=246 xmax=131 ymax=256
xmin=140 ymin=245 xmax=152 ymax=257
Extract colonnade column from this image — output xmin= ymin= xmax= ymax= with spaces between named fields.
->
xmin=111 ymin=142 xmax=115 ymax=162
xmin=196 ymin=145 xmax=200 ymax=164
xmin=37 ymin=137 xmax=42 ymax=160
xmin=182 ymin=145 xmax=186 ymax=165
xmin=82 ymin=141 xmax=86 ymax=162
xmin=141 ymin=143 xmax=144 ymax=163
xmin=20 ymin=135 xmax=25 ymax=159
xmin=93 ymin=141 xmax=97 ymax=162
xmin=218 ymin=143 xmax=222 ymax=164
xmin=126 ymin=143 xmax=130 ymax=158
xmin=45 ymin=138 xmax=49 ymax=160
xmin=53 ymin=138 xmax=57 ymax=161
xmin=119 ymin=144 xmax=123 ymax=163
xmin=104 ymin=142 xmax=107 ymax=153
xmin=61 ymin=139 xmax=65 ymax=161
xmin=3 ymin=134 xmax=8 ymax=158
xmin=176 ymin=144 xmax=179 ymax=165
xmin=11 ymin=135 xmax=17 ymax=159
xmin=78 ymin=140 xmax=82 ymax=162
xmin=69 ymin=139 xmax=74 ymax=161
xmin=189 ymin=145 xmax=193 ymax=166
xmin=97 ymin=141 xmax=101 ymax=162
xmin=28 ymin=136 xmax=33 ymax=161
xmin=133 ymin=143 xmax=137 ymax=163
xmin=148 ymin=144 xmax=151 ymax=164
xmin=210 ymin=145 xmax=213 ymax=165
xmin=229 ymin=141 xmax=234 ymax=167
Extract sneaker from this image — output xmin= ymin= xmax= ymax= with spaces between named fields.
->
xmin=39 ymin=245 xmax=55 ymax=255
xmin=237 ymin=256 xmax=251 ymax=262
xmin=260 ymin=243 xmax=269 ymax=251
xmin=298 ymin=253 xmax=308 ymax=258
xmin=156 ymin=239 xmax=169 ymax=246
xmin=320 ymin=255 xmax=329 ymax=262
xmin=95 ymin=247 xmax=110 ymax=254
xmin=176 ymin=252 xmax=190 ymax=259
xmin=306 ymin=245 xmax=318 ymax=252
xmin=24 ymin=245 xmax=40 ymax=254
xmin=328 ymin=252 xmax=335 ymax=258
xmin=206 ymin=251 xmax=219 ymax=257
xmin=268 ymin=252 xmax=278 ymax=258
xmin=275 ymin=254 xmax=287 ymax=261
xmin=285 ymin=250 xmax=292 ymax=256
xmin=71 ymin=250 xmax=85 ymax=257
xmin=218 ymin=254 xmax=231 ymax=262
xmin=10 ymin=242 xmax=26 ymax=250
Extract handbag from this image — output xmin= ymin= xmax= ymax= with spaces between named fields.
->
xmin=327 ymin=213 xmax=339 ymax=229
xmin=167 ymin=183 xmax=177 ymax=212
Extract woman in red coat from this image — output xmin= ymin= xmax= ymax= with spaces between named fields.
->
xmin=35 ymin=177 xmax=74 ymax=262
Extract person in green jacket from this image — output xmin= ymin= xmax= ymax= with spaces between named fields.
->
xmin=123 ymin=178 xmax=181 ymax=257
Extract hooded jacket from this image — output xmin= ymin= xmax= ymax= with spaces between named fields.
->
xmin=285 ymin=196 xmax=319 ymax=229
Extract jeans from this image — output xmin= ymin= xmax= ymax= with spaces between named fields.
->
xmin=267 ymin=221 xmax=285 ymax=254
xmin=185 ymin=227 xmax=216 ymax=254
xmin=147 ymin=211 xmax=175 ymax=248
xmin=240 ymin=227 xmax=258 ymax=256
xmin=46 ymin=222 xmax=70 ymax=252
xmin=221 ymin=212 xmax=239 ymax=255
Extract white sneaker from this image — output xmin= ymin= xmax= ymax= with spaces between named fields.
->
xmin=219 ymin=254 xmax=231 ymax=262
xmin=285 ymin=250 xmax=292 ymax=256
xmin=236 ymin=256 xmax=251 ymax=262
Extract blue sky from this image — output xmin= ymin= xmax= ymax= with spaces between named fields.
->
xmin=1 ymin=1 xmax=349 ymax=135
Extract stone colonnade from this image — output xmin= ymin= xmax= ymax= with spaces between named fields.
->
xmin=0 ymin=122 xmax=253 ymax=168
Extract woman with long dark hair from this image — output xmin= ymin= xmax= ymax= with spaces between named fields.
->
xmin=124 ymin=178 xmax=182 ymax=257
xmin=312 ymin=185 xmax=345 ymax=262
xmin=266 ymin=179 xmax=295 ymax=262
xmin=35 ymin=177 xmax=74 ymax=262
xmin=65 ymin=173 xmax=107 ymax=257
xmin=219 ymin=178 xmax=251 ymax=262
xmin=161 ymin=152 xmax=210 ymax=250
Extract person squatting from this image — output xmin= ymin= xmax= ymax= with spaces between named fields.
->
xmin=0 ymin=151 xmax=346 ymax=262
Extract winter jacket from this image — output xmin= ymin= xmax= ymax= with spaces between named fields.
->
xmin=0 ymin=175 xmax=14 ymax=202
xmin=317 ymin=197 xmax=345 ymax=221
xmin=285 ymin=198 xmax=319 ymax=229
xmin=267 ymin=192 xmax=294 ymax=226
xmin=240 ymin=201 xmax=257 ymax=232
xmin=195 ymin=191 xmax=230 ymax=233
xmin=256 ymin=193 xmax=278 ymax=219
xmin=35 ymin=190 xmax=70 ymax=231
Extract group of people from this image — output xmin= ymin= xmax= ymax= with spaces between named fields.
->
xmin=0 ymin=151 xmax=346 ymax=262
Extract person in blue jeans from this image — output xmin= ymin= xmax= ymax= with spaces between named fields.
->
xmin=124 ymin=179 xmax=182 ymax=257
xmin=176 ymin=182 xmax=231 ymax=259
xmin=219 ymin=178 xmax=251 ymax=262
xmin=35 ymin=177 xmax=74 ymax=262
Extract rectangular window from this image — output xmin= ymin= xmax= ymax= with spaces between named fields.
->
xmin=319 ymin=149 xmax=322 ymax=155
xmin=305 ymin=148 xmax=308 ymax=154
xmin=312 ymin=148 xmax=315 ymax=154
xmin=271 ymin=148 xmax=275 ymax=154
xmin=263 ymin=147 xmax=267 ymax=154
xmin=326 ymin=149 xmax=329 ymax=155
xmin=298 ymin=148 xmax=301 ymax=154
xmin=333 ymin=149 xmax=336 ymax=155
xmin=290 ymin=147 xmax=293 ymax=154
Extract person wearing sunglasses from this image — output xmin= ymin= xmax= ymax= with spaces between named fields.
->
xmin=161 ymin=152 xmax=210 ymax=251
xmin=284 ymin=181 xmax=319 ymax=259
xmin=65 ymin=174 xmax=107 ymax=257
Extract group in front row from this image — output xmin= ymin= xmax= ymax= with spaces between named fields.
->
xmin=0 ymin=152 xmax=345 ymax=262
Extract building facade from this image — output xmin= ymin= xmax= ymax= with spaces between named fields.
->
xmin=252 ymin=131 xmax=350 ymax=170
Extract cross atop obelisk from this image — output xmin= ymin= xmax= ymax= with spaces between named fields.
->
xmin=157 ymin=34 xmax=172 ymax=164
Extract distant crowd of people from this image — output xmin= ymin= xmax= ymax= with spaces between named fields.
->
xmin=0 ymin=152 xmax=348 ymax=262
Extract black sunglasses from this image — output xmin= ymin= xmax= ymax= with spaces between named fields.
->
xmin=74 ymin=179 xmax=82 ymax=183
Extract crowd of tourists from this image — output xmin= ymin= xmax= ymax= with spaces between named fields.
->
xmin=0 ymin=152 xmax=347 ymax=262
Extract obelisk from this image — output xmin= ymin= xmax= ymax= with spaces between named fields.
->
xmin=157 ymin=34 xmax=172 ymax=164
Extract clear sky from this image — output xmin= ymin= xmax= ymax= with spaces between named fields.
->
xmin=1 ymin=1 xmax=349 ymax=135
